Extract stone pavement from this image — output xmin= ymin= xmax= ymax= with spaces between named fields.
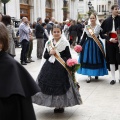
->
xmin=15 ymin=40 xmax=120 ymax=120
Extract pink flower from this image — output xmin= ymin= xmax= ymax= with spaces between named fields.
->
xmin=66 ymin=58 xmax=78 ymax=67
xmin=74 ymin=45 xmax=82 ymax=53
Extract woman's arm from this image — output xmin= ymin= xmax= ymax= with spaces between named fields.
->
xmin=79 ymin=31 xmax=87 ymax=46
xmin=43 ymin=48 xmax=51 ymax=59
xmin=99 ymin=30 xmax=110 ymax=41
xmin=62 ymin=46 xmax=72 ymax=62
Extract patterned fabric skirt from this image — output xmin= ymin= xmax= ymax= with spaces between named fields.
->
xmin=32 ymin=74 xmax=82 ymax=108
xmin=77 ymin=37 xmax=108 ymax=76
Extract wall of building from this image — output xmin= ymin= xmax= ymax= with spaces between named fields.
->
xmin=118 ymin=0 xmax=120 ymax=6
xmin=69 ymin=0 xmax=78 ymax=20
xmin=2 ymin=0 xmax=65 ymax=23
xmin=6 ymin=0 xmax=20 ymax=19
xmin=78 ymin=0 xmax=114 ymax=19
xmin=2 ymin=0 xmax=112 ymax=22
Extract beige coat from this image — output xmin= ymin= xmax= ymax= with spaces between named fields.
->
xmin=6 ymin=25 xmax=16 ymax=56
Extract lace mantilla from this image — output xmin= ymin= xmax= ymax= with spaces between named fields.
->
xmin=46 ymin=37 xmax=70 ymax=53
xmin=85 ymin=24 xmax=103 ymax=38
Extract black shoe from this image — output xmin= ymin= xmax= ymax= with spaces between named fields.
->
xmin=86 ymin=80 xmax=91 ymax=83
xmin=54 ymin=108 xmax=60 ymax=113
xmin=54 ymin=108 xmax=64 ymax=113
xmin=110 ymin=80 xmax=116 ymax=85
xmin=95 ymin=76 xmax=98 ymax=79
xmin=25 ymin=60 xmax=31 ymax=63
xmin=21 ymin=61 xmax=27 ymax=65
xmin=58 ymin=108 xmax=64 ymax=113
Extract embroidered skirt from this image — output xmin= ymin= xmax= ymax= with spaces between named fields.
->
xmin=77 ymin=37 xmax=108 ymax=76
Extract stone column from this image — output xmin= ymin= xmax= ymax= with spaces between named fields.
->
xmin=39 ymin=0 xmax=46 ymax=21
xmin=54 ymin=0 xmax=57 ymax=21
xmin=53 ymin=0 xmax=63 ymax=22
xmin=33 ymin=0 xmax=37 ymax=22
xmin=69 ymin=0 xmax=78 ymax=20
xmin=58 ymin=0 xmax=63 ymax=22
xmin=6 ymin=0 xmax=20 ymax=19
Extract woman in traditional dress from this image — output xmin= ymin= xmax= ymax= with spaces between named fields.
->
xmin=32 ymin=24 xmax=82 ymax=113
xmin=77 ymin=13 xmax=108 ymax=83
xmin=0 ymin=22 xmax=40 ymax=120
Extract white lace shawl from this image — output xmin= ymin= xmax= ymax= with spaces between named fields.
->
xmin=38 ymin=37 xmax=71 ymax=73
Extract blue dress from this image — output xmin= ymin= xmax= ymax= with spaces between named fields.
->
xmin=77 ymin=25 xmax=108 ymax=76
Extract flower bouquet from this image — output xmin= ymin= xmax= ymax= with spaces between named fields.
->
xmin=66 ymin=58 xmax=80 ymax=88
xmin=74 ymin=45 xmax=82 ymax=54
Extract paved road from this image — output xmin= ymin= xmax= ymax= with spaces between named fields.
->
xmin=15 ymin=40 xmax=120 ymax=120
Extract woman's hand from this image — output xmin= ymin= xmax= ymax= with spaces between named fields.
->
xmin=110 ymin=38 xmax=118 ymax=43
xmin=49 ymin=49 xmax=56 ymax=55
xmin=118 ymin=43 xmax=120 ymax=48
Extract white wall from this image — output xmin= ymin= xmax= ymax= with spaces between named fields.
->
xmin=69 ymin=0 xmax=79 ymax=20
xmin=1 ymin=0 xmax=80 ymax=23
xmin=6 ymin=0 xmax=20 ymax=19
xmin=54 ymin=0 xmax=63 ymax=22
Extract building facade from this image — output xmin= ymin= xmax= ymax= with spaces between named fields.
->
xmin=0 ymin=0 xmax=79 ymax=23
xmin=78 ymin=0 xmax=115 ymax=19
xmin=0 ymin=0 xmax=118 ymax=23
xmin=118 ymin=0 xmax=120 ymax=7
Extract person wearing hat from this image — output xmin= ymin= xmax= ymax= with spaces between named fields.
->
xmin=35 ymin=17 xmax=44 ymax=59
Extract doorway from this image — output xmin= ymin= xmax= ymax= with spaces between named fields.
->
xmin=46 ymin=0 xmax=53 ymax=19
xmin=20 ymin=4 xmax=30 ymax=20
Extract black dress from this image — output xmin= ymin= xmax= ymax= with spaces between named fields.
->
xmin=32 ymin=39 xmax=82 ymax=108
xmin=0 ymin=51 xmax=40 ymax=120
xmin=38 ymin=46 xmax=71 ymax=95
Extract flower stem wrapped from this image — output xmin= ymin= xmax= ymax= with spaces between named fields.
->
xmin=66 ymin=58 xmax=80 ymax=87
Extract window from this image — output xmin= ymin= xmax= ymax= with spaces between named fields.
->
xmin=99 ymin=5 xmax=101 ymax=12
xmin=102 ymin=5 xmax=104 ymax=12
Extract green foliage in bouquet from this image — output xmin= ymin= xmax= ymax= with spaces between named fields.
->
xmin=68 ymin=64 xmax=80 ymax=82
xmin=66 ymin=58 xmax=80 ymax=84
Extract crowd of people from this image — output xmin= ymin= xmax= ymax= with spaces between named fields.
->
xmin=0 ymin=4 xmax=120 ymax=120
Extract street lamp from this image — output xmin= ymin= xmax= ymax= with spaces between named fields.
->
xmin=88 ymin=1 xmax=94 ymax=16
xmin=88 ymin=1 xmax=92 ymax=10
xmin=1 ymin=0 xmax=10 ymax=15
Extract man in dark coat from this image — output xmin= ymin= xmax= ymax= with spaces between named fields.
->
xmin=76 ymin=20 xmax=83 ymax=44
xmin=35 ymin=17 xmax=44 ymax=59
xmin=68 ymin=20 xmax=77 ymax=47
xmin=101 ymin=5 xmax=120 ymax=85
